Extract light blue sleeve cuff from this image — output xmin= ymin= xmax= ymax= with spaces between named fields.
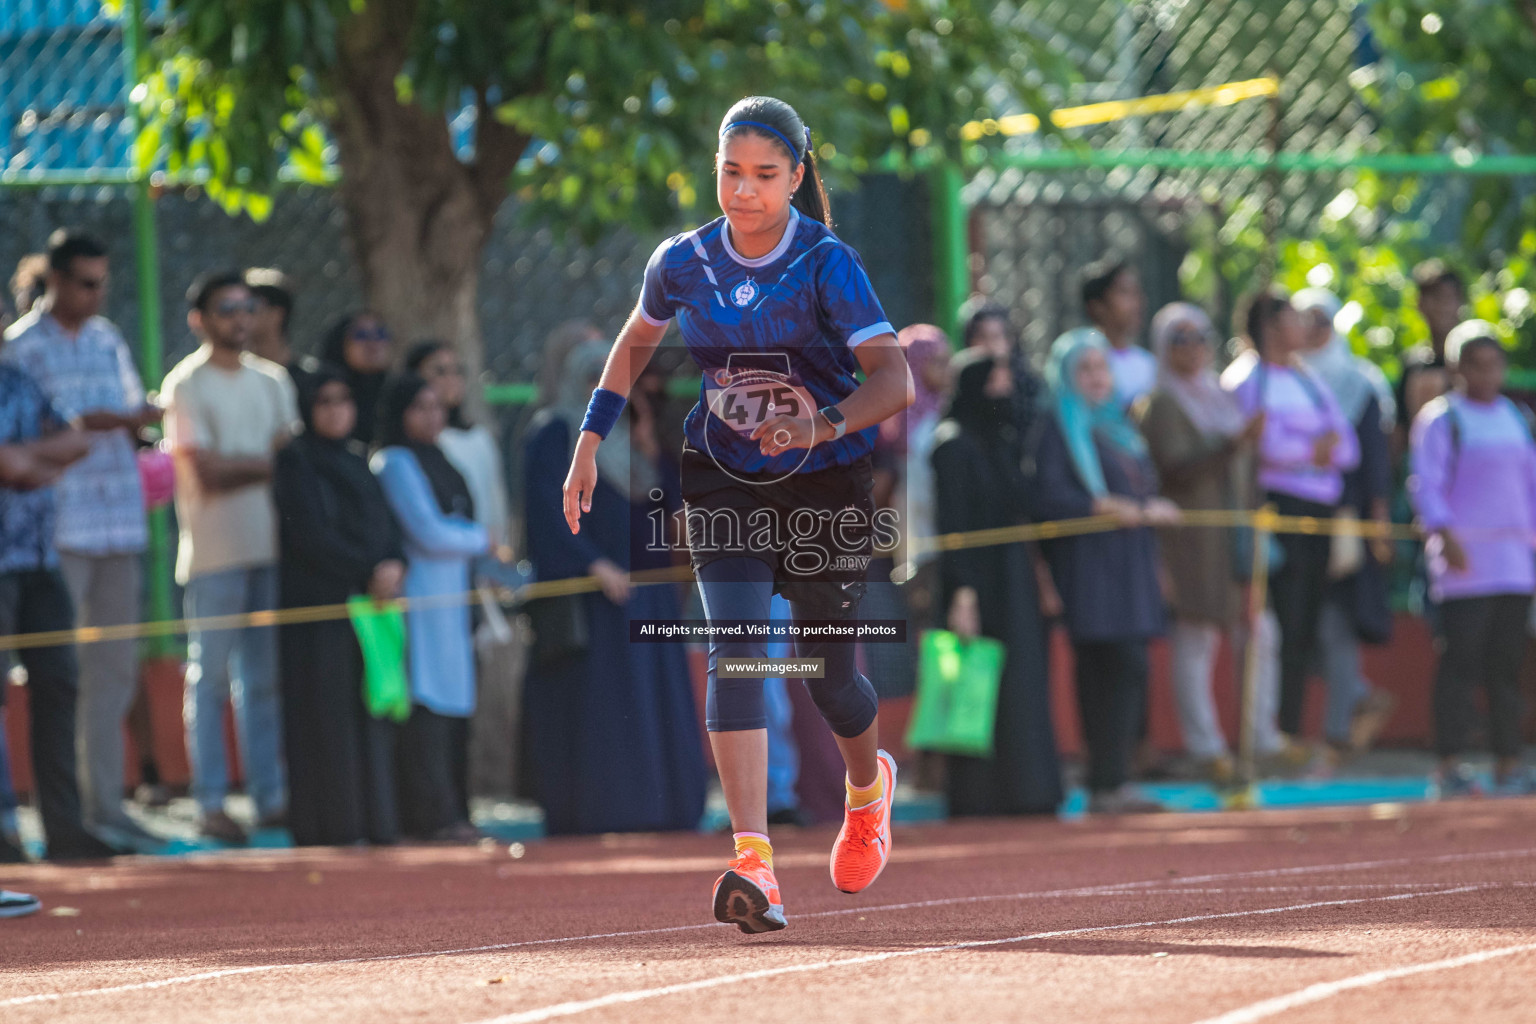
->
xmin=848 ymin=322 xmax=896 ymax=348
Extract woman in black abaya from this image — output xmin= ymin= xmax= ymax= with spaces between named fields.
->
xmin=930 ymin=349 xmax=1063 ymax=815
xmin=274 ymin=366 xmax=406 ymax=845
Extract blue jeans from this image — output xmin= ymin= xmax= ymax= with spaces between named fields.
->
xmin=1318 ymin=598 xmax=1371 ymax=745
xmin=183 ymin=565 xmax=286 ymax=817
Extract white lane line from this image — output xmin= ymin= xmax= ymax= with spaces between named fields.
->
xmin=3 ymin=845 xmax=1531 ymax=1008
xmin=464 ymin=885 xmax=1492 ymax=1024
xmin=1088 ymin=845 xmax=1536 ymax=891
xmin=791 ymin=846 xmax=1536 ymax=920
xmin=0 ymin=924 xmax=715 ymax=1007
xmin=1153 ymin=884 xmax=1456 ymax=892
xmin=1187 ymin=941 xmax=1536 ymax=1024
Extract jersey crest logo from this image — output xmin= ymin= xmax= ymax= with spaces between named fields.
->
xmin=731 ymin=280 xmax=758 ymax=308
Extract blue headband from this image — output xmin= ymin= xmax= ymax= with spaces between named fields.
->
xmin=721 ymin=120 xmax=809 ymax=161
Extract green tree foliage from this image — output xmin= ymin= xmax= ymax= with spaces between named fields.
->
xmin=127 ymin=0 xmax=1066 ymax=236
xmin=1365 ymin=0 xmax=1536 ymax=253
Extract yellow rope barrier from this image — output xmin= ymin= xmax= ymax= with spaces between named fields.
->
xmin=958 ymin=76 xmax=1279 ymax=142
xmin=0 ymin=504 xmax=1440 ymax=654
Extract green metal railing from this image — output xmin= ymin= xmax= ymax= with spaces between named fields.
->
xmin=120 ymin=0 xmax=175 ymax=656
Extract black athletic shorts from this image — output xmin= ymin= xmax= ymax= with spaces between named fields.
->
xmin=679 ymin=445 xmax=875 ymax=611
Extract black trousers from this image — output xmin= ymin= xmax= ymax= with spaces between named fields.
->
xmin=0 ymin=568 xmax=97 ymax=855
xmin=397 ymin=705 xmax=470 ymax=838
xmin=1434 ymin=594 xmax=1532 ymax=759
xmin=1073 ymin=639 xmax=1149 ymax=794
xmin=1267 ymin=493 xmax=1335 ymax=736
xmin=279 ymin=619 xmax=399 ymax=846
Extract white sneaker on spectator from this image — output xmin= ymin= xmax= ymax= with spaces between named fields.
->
xmin=1087 ymin=784 xmax=1165 ymax=815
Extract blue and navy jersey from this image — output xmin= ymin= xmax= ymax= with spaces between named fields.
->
xmin=640 ymin=207 xmax=895 ymax=475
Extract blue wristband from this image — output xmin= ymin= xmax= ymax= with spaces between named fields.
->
xmin=580 ymin=387 xmax=627 ymax=439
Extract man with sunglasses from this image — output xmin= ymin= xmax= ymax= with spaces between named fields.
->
xmin=2 ymin=229 xmax=165 ymax=854
xmin=163 ymin=271 xmax=299 ymax=845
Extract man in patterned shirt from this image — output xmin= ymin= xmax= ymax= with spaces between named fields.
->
xmin=3 ymin=229 xmax=165 ymax=852
xmin=0 ymin=362 xmax=116 ymax=860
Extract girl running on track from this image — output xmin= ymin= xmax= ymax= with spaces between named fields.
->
xmin=564 ymin=95 xmax=914 ymax=933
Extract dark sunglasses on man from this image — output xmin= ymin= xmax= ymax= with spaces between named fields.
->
xmin=213 ymin=297 xmax=259 ymax=317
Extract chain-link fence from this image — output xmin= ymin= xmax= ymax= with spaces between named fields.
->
xmin=2 ymin=1 xmax=139 ymax=173
xmin=971 ymin=0 xmax=1364 ymax=361
xmin=966 ymin=1 xmax=1534 ymax=370
xmin=0 ymin=185 xmax=658 ymax=379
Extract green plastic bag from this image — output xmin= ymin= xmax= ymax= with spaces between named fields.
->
xmin=347 ymin=596 xmax=411 ymax=723
xmin=904 ymin=629 xmax=1004 ymax=757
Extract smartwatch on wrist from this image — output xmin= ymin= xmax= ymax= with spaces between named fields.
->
xmin=818 ymin=405 xmax=847 ymax=441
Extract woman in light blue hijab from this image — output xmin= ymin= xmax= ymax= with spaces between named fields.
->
xmin=1034 ymin=327 xmax=1177 ymax=814
xmin=1044 ymin=327 xmax=1153 ymax=499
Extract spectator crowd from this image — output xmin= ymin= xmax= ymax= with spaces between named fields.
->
xmin=920 ymin=257 xmax=1536 ymax=813
xmin=1 ymin=227 xmax=1533 ymax=871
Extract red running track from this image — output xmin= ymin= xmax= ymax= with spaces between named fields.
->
xmin=2 ymin=799 xmax=1535 ymax=1023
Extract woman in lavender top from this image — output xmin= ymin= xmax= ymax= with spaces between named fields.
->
xmin=1408 ymin=321 xmax=1536 ymax=796
xmin=1295 ymin=288 xmax=1398 ymax=760
xmin=1222 ymin=289 xmax=1359 ymax=745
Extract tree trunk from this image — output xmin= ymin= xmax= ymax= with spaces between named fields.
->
xmin=335 ymin=159 xmax=491 ymax=418
xmin=328 ymin=0 xmax=527 ymax=423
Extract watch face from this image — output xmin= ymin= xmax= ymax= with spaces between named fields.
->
xmin=821 ymin=406 xmax=844 ymax=424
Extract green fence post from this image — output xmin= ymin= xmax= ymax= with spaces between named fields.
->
xmin=123 ymin=0 xmax=175 ymax=657
xmin=929 ymin=163 xmax=969 ymax=344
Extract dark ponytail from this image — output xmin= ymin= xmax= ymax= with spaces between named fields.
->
xmin=719 ymin=95 xmax=832 ymax=228
xmin=795 ymin=146 xmax=832 ymax=228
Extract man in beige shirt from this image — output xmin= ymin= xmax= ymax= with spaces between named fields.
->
xmin=164 ymin=270 xmax=297 ymax=845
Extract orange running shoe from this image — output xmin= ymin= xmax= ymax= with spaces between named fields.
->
xmin=830 ymin=748 xmax=897 ymax=894
xmin=712 ymin=849 xmax=787 ymax=933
